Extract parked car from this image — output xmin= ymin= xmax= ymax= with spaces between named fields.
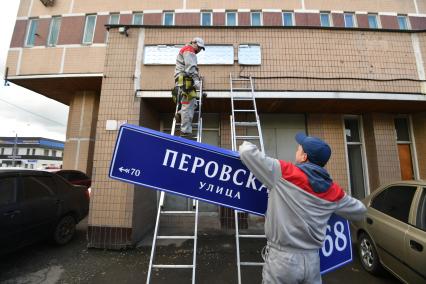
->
xmin=0 ymin=169 xmax=89 ymax=255
xmin=51 ymin=170 xmax=91 ymax=188
xmin=352 ymin=180 xmax=426 ymax=283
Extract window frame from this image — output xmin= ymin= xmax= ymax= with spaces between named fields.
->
xmin=163 ymin=11 xmax=175 ymax=26
xmin=109 ymin=13 xmax=120 ymax=25
xmin=132 ymin=12 xmax=143 ymax=25
xmin=344 ymin=13 xmax=357 ymax=28
xmin=320 ymin=12 xmax=332 ymax=27
xmin=25 ymin=18 xmax=39 ymax=47
xmin=47 ymin=16 xmax=61 ymax=46
xmin=201 ymin=11 xmax=213 ymax=26
xmin=367 ymin=13 xmax=380 ymax=29
xmin=226 ymin=11 xmax=238 ymax=26
xmin=397 ymin=15 xmax=410 ymax=30
xmin=250 ymin=11 xmax=262 ymax=26
xmin=82 ymin=14 xmax=97 ymax=45
xmin=343 ymin=115 xmax=370 ymax=198
xmin=282 ymin=11 xmax=294 ymax=26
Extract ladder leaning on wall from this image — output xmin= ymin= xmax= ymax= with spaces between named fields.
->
xmin=146 ymin=80 xmax=204 ymax=284
xmin=229 ymin=74 xmax=266 ymax=284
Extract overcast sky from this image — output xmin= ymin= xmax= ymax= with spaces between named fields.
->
xmin=0 ymin=1 xmax=69 ymax=142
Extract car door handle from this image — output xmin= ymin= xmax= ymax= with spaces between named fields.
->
xmin=366 ymin=217 xmax=373 ymax=225
xmin=410 ymin=240 xmax=423 ymax=252
xmin=3 ymin=210 xmax=21 ymax=216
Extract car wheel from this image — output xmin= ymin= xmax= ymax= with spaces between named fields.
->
xmin=358 ymin=232 xmax=384 ymax=275
xmin=53 ymin=215 xmax=76 ymax=245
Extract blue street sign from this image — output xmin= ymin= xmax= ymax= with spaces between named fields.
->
xmin=109 ymin=124 xmax=352 ymax=274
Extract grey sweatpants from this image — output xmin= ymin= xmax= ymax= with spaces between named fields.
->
xmin=179 ymin=97 xmax=197 ymax=134
xmin=262 ymin=244 xmax=321 ymax=284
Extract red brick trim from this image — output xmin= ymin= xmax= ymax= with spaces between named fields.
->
xmin=213 ymin=12 xmax=225 ymax=26
xmin=380 ymin=15 xmax=399 ymax=29
xmin=10 ymin=20 xmax=27 ymax=48
xmin=263 ymin=12 xmax=282 ymax=26
xmin=57 ymin=16 xmax=85 ymax=45
xmin=175 ymin=13 xmax=200 ymax=26
xmin=409 ymin=16 xmax=426 ymax=30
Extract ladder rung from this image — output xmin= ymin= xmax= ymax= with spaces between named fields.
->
xmin=233 ymin=97 xmax=253 ymax=101
xmin=232 ymin=78 xmax=251 ymax=81
xmin=239 ymin=234 xmax=266 ymax=238
xmin=232 ymin=88 xmax=252 ymax=91
xmin=157 ymin=236 xmax=195 ymax=240
xmin=161 ymin=211 xmax=196 ymax=214
xmin=234 ymin=109 xmax=256 ymax=112
xmin=235 ymin=136 xmax=260 ymax=140
xmin=240 ymin=262 xmax=264 ymax=266
xmin=234 ymin=122 xmax=258 ymax=127
xmin=153 ymin=265 xmax=194 ymax=269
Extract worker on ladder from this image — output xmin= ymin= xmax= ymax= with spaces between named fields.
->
xmin=173 ymin=37 xmax=205 ymax=137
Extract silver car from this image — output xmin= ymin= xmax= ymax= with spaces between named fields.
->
xmin=352 ymin=181 xmax=426 ymax=283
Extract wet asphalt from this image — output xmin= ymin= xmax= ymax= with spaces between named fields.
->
xmin=0 ymin=218 xmax=401 ymax=284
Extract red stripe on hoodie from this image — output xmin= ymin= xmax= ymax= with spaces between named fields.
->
xmin=179 ymin=45 xmax=196 ymax=54
xmin=279 ymin=160 xmax=345 ymax=202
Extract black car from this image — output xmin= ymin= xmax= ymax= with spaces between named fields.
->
xmin=52 ymin=170 xmax=91 ymax=189
xmin=0 ymin=169 xmax=89 ymax=254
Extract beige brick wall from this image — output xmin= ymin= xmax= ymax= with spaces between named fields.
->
xmin=187 ymin=0 xmax=301 ymax=10
xmin=306 ymin=114 xmax=349 ymax=192
xmin=141 ymin=28 xmax=421 ymax=94
xmin=363 ymin=113 xmax=401 ymax=191
xmin=305 ymin=0 xmax=416 ymax=14
xmin=20 ymin=48 xmax=63 ymax=75
xmin=72 ymin=0 xmax=182 ymax=14
xmin=5 ymin=50 xmax=20 ymax=76
xmin=17 ymin=0 xmax=31 ymax=17
xmin=412 ymin=112 xmax=426 ymax=180
xmin=63 ymin=91 xmax=99 ymax=176
xmin=88 ymin=29 xmax=140 ymax=242
xmin=62 ymin=47 xmax=106 ymax=74
xmin=30 ymin=0 xmax=71 ymax=17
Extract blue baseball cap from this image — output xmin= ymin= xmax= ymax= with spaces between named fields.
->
xmin=295 ymin=133 xmax=331 ymax=167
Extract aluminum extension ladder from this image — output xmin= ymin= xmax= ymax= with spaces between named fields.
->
xmin=229 ymin=74 xmax=266 ymax=284
xmin=146 ymin=80 xmax=204 ymax=284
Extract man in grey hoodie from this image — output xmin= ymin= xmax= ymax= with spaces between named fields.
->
xmin=239 ymin=133 xmax=367 ymax=284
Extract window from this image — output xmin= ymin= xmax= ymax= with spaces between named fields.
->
xmin=52 ymin=150 xmax=57 ymax=157
xmin=25 ymin=18 xmax=39 ymax=46
xmin=320 ymin=13 xmax=331 ymax=27
xmin=398 ymin=15 xmax=408 ymax=30
xmin=44 ymin=149 xmax=49 ymax=156
xmin=226 ymin=11 xmax=237 ymax=26
xmin=345 ymin=117 xmax=367 ymax=199
xmin=251 ymin=12 xmax=262 ymax=26
xmin=283 ymin=12 xmax=293 ymax=26
xmin=201 ymin=12 xmax=212 ymax=26
xmin=395 ymin=117 xmax=410 ymax=142
xmin=0 ymin=177 xmax=17 ymax=205
xmin=82 ymin=14 xmax=97 ymax=44
xmin=368 ymin=14 xmax=379 ymax=29
xmin=344 ymin=13 xmax=355 ymax=28
xmin=22 ymin=176 xmax=53 ymax=201
xmin=132 ymin=13 xmax=143 ymax=25
xmin=26 ymin=148 xmax=30 ymax=155
xmin=163 ymin=12 xmax=174 ymax=26
xmin=0 ymin=148 xmax=4 ymax=155
xmin=371 ymin=186 xmax=416 ymax=223
xmin=109 ymin=13 xmax=120 ymax=25
xmin=47 ymin=16 xmax=61 ymax=46
xmin=417 ymin=189 xmax=426 ymax=231
xmin=32 ymin=148 xmax=36 ymax=155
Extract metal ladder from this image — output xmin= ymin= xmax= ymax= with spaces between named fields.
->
xmin=229 ymin=74 xmax=266 ymax=284
xmin=146 ymin=80 xmax=204 ymax=284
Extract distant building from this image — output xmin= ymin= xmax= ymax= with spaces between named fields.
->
xmin=0 ymin=137 xmax=64 ymax=169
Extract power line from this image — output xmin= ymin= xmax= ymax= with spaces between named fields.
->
xmin=0 ymin=97 xmax=67 ymax=127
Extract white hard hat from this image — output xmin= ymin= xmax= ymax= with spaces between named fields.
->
xmin=192 ymin=37 xmax=205 ymax=50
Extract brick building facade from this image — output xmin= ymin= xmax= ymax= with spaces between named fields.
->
xmin=6 ymin=0 xmax=426 ymax=249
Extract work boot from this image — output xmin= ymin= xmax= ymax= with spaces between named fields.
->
xmin=180 ymin=131 xmax=192 ymax=138
xmin=174 ymin=112 xmax=181 ymax=123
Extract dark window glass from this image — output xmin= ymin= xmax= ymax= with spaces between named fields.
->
xmin=22 ymin=176 xmax=52 ymax=201
xmin=0 ymin=177 xmax=17 ymax=205
xmin=417 ymin=189 xmax=426 ymax=231
xmin=348 ymin=145 xmax=365 ymax=199
xmin=395 ymin=118 xmax=410 ymax=141
xmin=371 ymin=186 xmax=416 ymax=223
xmin=201 ymin=12 xmax=212 ymax=26
xmin=345 ymin=118 xmax=360 ymax=142
xmin=52 ymin=175 xmax=70 ymax=195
